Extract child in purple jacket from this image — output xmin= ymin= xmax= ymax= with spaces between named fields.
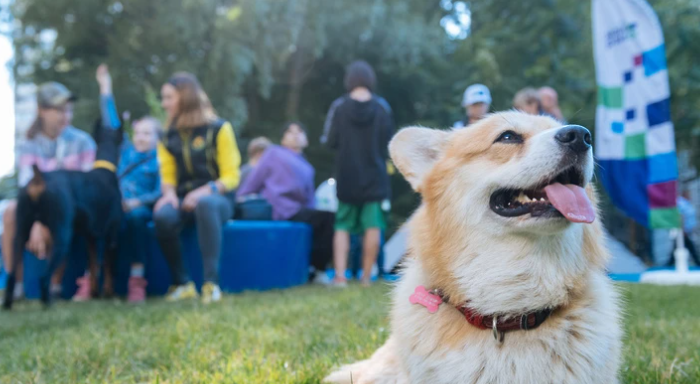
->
xmin=238 ymin=122 xmax=334 ymax=279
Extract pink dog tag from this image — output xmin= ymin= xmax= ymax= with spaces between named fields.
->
xmin=409 ymin=286 xmax=443 ymax=313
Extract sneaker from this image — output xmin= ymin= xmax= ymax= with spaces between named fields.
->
xmin=312 ymin=272 xmax=333 ymax=286
xmin=127 ymin=276 xmax=148 ymax=304
xmin=72 ymin=276 xmax=92 ymax=302
xmin=165 ymin=282 xmax=198 ymax=302
xmin=50 ymin=283 xmax=62 ymax=299
xmin=10 ymin=282 xmax=25 ymax=301
xmin=15 ymin=282 xmax=25 ymax=300
xmin=331 ymin=277 xmax=348 ymax=288
xmin=201 ymin=282 xmax=222 ymax=304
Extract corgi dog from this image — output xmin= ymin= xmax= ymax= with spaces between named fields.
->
xmin=325 ymin=112 xmax=622 ymax=384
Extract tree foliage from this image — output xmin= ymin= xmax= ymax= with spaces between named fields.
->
xmin=9 ymin=0 xmax=700 ymax=227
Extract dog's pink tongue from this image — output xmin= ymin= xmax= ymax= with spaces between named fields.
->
xmin=544 ymin=183 xmax=596 ymax=223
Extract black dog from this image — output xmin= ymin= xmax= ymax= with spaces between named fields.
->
xmin=3 ymin=123 xmax=123 ymax=309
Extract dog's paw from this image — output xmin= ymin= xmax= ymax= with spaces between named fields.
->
xmin=2 ymin=292 xmax=12 ymax=310
xmin=40 ymin=295 xmax=53 ymax=309
xmin=324 ymin=361 xmax=377 ymax=384
xmin=40 ymin=281 xmax=52 ymax=308
xmin=324 ymin=367 xmax=358 ymax=384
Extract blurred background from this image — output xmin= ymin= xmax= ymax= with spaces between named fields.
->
xmin=0 ymin=0 xmax=699 ymax=262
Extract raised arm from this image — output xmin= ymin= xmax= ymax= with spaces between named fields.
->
xmin=96 ymin=64 xmax=121 ymax=130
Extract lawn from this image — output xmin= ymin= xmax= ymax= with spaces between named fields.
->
xmin=0 ymin=283 xmax=699 ymax=384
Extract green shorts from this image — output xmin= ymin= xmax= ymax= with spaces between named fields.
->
xmin=335 ymin=201 xmax=387 ymax=234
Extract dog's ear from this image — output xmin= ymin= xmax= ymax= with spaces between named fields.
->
xmin=27 ymin=164 xmax=46 ymax=201
xmin=389 ymin=127 xmax=451 ymax=192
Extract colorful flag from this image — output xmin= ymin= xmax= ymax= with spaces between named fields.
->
xmin=592 ymin=0 xmax=680 ymax=228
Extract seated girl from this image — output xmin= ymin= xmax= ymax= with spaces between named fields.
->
xmin=153 ymin=72 xmax=241 ymax=304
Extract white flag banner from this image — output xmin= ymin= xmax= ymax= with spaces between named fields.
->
xmin=592 ymin=0 xmax=679 ymax=228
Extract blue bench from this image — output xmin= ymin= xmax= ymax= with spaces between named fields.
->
xmin=3 ymin=221 xmax=311 ymax=299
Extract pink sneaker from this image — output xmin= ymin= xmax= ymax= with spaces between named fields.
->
xmin=127 ymin=276 xmax=147 ymax=304
xmin=72 ymin=276 xmax=92 ymax=302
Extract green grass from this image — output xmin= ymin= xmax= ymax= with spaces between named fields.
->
xmin=0 ymin=283 xmax=699 ymax=384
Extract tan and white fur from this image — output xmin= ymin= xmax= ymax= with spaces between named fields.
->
xmin=325 ymin=112 xmax=622 ymax=384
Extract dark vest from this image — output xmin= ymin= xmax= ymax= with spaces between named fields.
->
xmin=162 ymin=119 xmax=225 ymax=197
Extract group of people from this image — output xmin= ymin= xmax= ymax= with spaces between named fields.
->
xmin=0 ymin=60 xmax=392 ymax=305
xmin=453 ymin=82 xmax=700 ymax=267
xmin=453 ymin=83 xmax=567 ymax=128
xmin=3 ymin=62 xmax=695 ymax=306
xmin=237 ymin=60 xmax=393 ymax=288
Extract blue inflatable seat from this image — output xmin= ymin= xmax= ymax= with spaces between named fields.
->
xmin=5 ymin=220 xmax=311 ymax=299
xmin=141 ymin=220 xmax=311 ymax=295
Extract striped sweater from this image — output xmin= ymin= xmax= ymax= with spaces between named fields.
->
xmin=16 ymin=126 xmax=96 ymax=187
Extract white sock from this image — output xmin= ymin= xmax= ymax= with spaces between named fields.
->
xmin=130 ymin=266 xmax=145 ymax=278
xmin=50 ymin=283 xmax=62 ymax=295
xmin=13 ymin=282 xmax=24 ymax=299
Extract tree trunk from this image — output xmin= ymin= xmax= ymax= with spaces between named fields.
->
xmin=285 ymin=49 xmax=306 ymax=120
xmin=245 ymin=71 xmax=261 ymax=132
xmin=284 ymin=0 xmax=310 ymax=120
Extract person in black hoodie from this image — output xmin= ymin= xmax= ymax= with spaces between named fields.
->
xmin=321 ymin=60 xmax=394 ymax=286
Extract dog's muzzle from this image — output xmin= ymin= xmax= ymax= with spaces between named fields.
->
xmin=555 ymin=125 xmax=592 ymax=154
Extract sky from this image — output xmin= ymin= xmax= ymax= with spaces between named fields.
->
xmin=0 ymin=34 xmax=13 ymax=178
xmin=440 ymin=0 xmax=471 ymax=40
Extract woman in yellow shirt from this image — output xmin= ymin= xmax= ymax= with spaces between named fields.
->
xmin=154 ymin=72 xmax=241 ymax=304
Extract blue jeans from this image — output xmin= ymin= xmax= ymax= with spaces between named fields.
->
xmin=121 ymin=206 xmax=153 ymax=266
xmin=153 ymin=194 xmax=233 ymax=285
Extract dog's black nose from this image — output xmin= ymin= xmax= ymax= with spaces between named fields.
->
xmin=555 ymin=125 xmax=592 ymax=153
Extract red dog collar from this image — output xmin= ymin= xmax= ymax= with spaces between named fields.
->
xmin=456 ymin=304 xmax=553 ymax=332
xmin=409 ymin=286 xmax=554 ymax=342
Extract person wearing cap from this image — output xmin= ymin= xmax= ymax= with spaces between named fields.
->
xmin=153 ymin=72 xmax=241 ymax=304
xmin=238 ymin=122 xmax=335 ymax=279
xmin=2 ymin=82 xmax=96 ymax=301
xmin=453 ymin=84 xmax=492 ymax=128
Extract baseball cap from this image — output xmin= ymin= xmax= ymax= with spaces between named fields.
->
xmin=37 ymin=82 xmax=77 ymax=108
xmin=461 ymin=84 xmax=492 ymax=107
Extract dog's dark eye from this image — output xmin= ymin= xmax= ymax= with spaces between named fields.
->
xmin=495 ymin=130 xmax=523 ymax=144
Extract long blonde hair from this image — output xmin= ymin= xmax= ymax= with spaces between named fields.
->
xmin=165 ymin=72 xmax=217 ymax=130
